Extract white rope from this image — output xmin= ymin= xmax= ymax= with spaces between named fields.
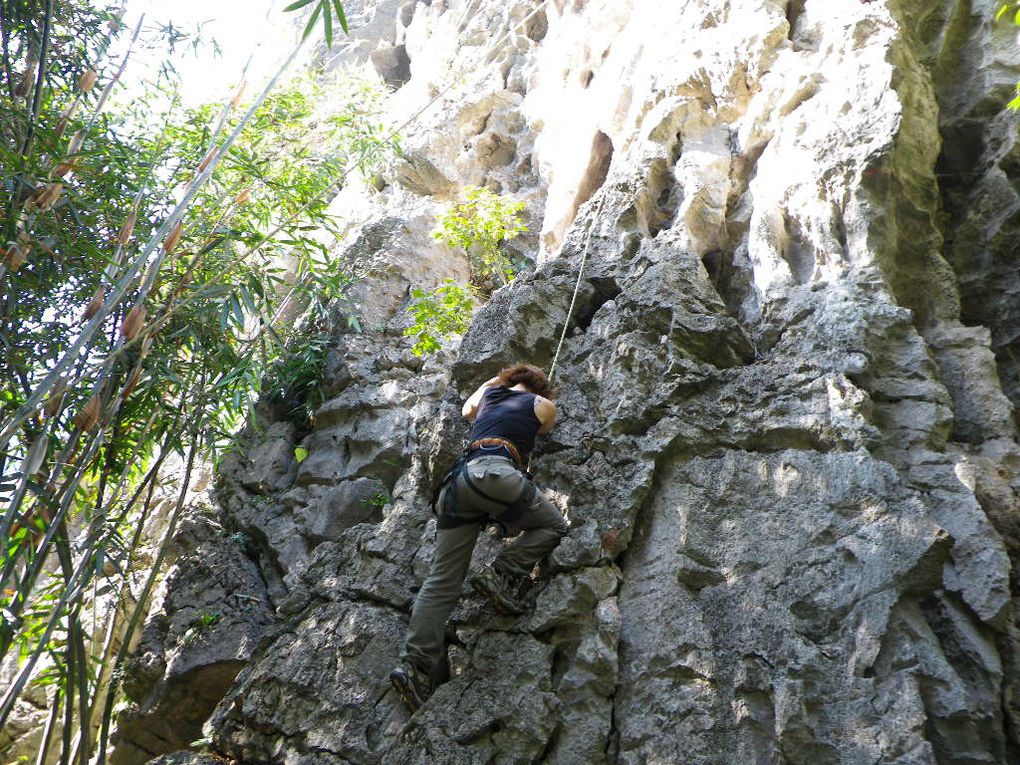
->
xmin=547 ymin=191 xmax=610 ymax=383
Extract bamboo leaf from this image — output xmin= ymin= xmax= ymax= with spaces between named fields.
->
xmin=25 ymin=482 xmax=59 ymax=509
xmin=324 ymin=1 xmax=333 ymax=47
xmin=283 ymin=0 xmax=317 ymax=10
xmin=302 ymin=2 xmax=323 ymax=41
xmin=238 ymin=286 xmax=257 ymax=315
xmin=332 ymin=0 xmax=349 ymax=34
xmin=198 ymin=236 xmax=226 ymax=255
xmin=230 ymin=294 xmax=245 ymax=329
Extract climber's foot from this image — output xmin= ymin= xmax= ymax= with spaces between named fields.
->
xmin=470 ymin=565 xmax=527 ymax=615
xmin=390 ymin=660 xmax=433 ymax=712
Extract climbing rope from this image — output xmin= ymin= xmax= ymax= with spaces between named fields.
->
xmin=529 ymin=192 xmax=610 ymax=473
xmin=547 ymin=191 xmax=611 ymax=383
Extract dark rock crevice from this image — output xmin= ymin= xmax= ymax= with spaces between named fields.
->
xmin=371 ymin=44 xmax=412 ymax=89
xmin=927 ymin=1 xmax=1020 ymax=411
xmin=524 ymin=7 xmax=548 ymax=42
xmin=919 ymin=591 xmax=1009 ymax=764
xmin=570 ymin=275 xmax=621 ymax=333
xmin=643 ymin=157 xmax=682 ymax=239
xmin=575 ymin=131 xmax=614 ymax=215
xmin=785 ymin=0 xmax=806 ymax=41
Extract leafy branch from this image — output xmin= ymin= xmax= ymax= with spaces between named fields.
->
xmin=284 ymin=0 xmax=349 ymax=47
xmin=402 ymin=187 xmax=527 ymax=357
xmin=433 ymin=185 xmax=527 ymax=290
xmin=995 ymin=3 xmax=1020 ymax=110
xmin=404 ymin=279 xmax=475 ymax=356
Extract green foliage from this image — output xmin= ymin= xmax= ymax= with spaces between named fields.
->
xmin=406 ymin=188 xmax=525 ymax=357
xmin=285 ymin=0 xmax=349 ymax=47
xmin=0 ymin=1 xmax=394 ymax=758
xmin=995 ymin=4 xmax=1020 ymax=110
xmin=328 ymin=79 xmax=402 ymax=178
xmin=195 ymin=611 xmax=220 ymax=629
xmin=403 ymin=279 xmax=475 ymax=356
xmin=996 ymin=2 xmax=1020 ymax=23
xmin=433 ymin=186 xmax=527 ymax=288
xmin=3 ymin=578 xmax=65 ymax=670
xmin=365 ymin=491 xmax=390 ymax=510
xmin=261 ymin=334 xmax=332 ymax=427
xmin=181 ymin=611 xmax=220 ymax=646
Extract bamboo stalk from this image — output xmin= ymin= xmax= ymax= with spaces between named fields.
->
xmin=95 ymin=431 xmax=202 ymax=765
xmin=78 ymin=68 xmax=98 ymax=93
xmin=84 ymin=287 xmax=106 ymax=321
xmin=0 ymin=35 xmax=308 ymax=451
xmin=34 ymin=687 xmax=61 ymax=765
xmin=18 ymin=0 xmax=54 ymax=160
xmin=60 ymin=596 xmax=75 ymax=765
xmin=0 ymin=374 xmax=119 ymax=620
xmin=0 ymin=4 xmax=17 ymax=103
xmin=72 ymin=609 xmax=92 ymax=765
xmin=2 ymin=402 xmax=163 ymax=731
xmin=0 ymin=478 xmax=112 ymax=721
xmin=84 ymin=594 xmax=124 ymax=752
xmin=76 ymin=13 xmax=144 ymax=144
xmin=117 ymin=212 xmax=136 ymax=245
xmin=119 ymin=304 xmax=145 ymax=341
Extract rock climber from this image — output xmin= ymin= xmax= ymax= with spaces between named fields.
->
xmin=389 ymin=363 xmax=569 ymax=712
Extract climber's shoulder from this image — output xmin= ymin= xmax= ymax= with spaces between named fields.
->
xmin=534 ymin=395 xmax=556 ymax=434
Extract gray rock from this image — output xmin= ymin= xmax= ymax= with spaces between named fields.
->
xmin=211 ymin=601 xmax=408 ymax=764
xmin=145 ymin=753 xmax=224 ymax=765
xmin=113 ymin=517 xmax=274 ymax=765
xmin=218 ymin=421 xmax=297 ymax=495
xmin=296 ymin=477 xmax=390 ymax=542
xmin=118 ymin=0 xmax=1020 ymax=764
xmin=371 ymin=44 xmax=411 ymax=89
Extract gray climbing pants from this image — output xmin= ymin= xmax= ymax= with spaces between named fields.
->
xmin=403 ymin=454 xmax=568 ymax=673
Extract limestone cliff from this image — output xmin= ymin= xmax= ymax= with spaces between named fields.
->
xmin=115 ymin=0 xmax=1020 ymax=762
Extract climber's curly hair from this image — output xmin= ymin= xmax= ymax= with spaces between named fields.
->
xmin=497 ymin=364 xmax=557 ymax=399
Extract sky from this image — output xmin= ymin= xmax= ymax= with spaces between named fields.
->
xmin=117 ymin=0 xmax=300 ymax=107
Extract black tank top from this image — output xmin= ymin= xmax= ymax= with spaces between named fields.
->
xmin=469 ymin=386 xmax=541 ymax=463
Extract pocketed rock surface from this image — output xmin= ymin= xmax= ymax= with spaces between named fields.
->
xmin=113 ymin=1 xmax=1020 ymax=762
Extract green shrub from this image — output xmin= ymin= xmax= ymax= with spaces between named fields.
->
xmin=434 ymin=186 xmax=527 ymax=287
xmin=996 ymin=4 xmax=1020 ymax=110
xmin=365 ymin=491 xmax=390 ymax=510
xmin=403 ymin=280 xmax=475 ymax=356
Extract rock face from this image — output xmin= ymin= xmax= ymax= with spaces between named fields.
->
xmin=111 ymin=513 xmax=275 ymax=764
xmin=121 ymin=0 xmax=1020 ymax=763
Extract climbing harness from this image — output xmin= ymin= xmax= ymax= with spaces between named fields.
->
xmin=468 ymin=437 xmax=523 ymax=469
xmin=431 ymin=447 xmax=536 ymax=530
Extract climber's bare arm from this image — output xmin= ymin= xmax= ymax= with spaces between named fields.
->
xmin=535 ymin=396 xmax=557 ymax=434
xmin=462 ymin=376 xmax=502 ymax=421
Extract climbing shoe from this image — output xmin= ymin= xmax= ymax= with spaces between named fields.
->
xmin=389 ymin=660 xmax=432 ymax=712
xmin=470 ymin=565 xmax=527 ymax=615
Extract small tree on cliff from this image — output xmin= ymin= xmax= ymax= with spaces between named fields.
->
xmin=435 ymin=185 xmax=528 ymax=289
xmin=402 ymin=187 xmax=528 ymax=357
